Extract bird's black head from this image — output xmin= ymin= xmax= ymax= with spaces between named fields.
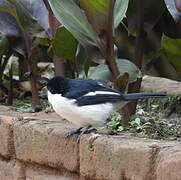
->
xmin=47 ymin=76 xmax=69 ymax=95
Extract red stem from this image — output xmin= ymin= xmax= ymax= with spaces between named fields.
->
xmin=43 ymin=0 xmax=66 ymax=76
xmin=123 ymin=0 xmax=146 ymax=126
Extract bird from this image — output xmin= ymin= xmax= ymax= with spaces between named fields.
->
xmin=46 ymin=76 xmax=167 ymax=136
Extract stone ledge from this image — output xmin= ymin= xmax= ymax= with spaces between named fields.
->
xmin=13 ymin=117 xmax=80 ymax=173
xmin=141 ymin=75 xmax=181 ymax=96
xmin=0 ymin=158 xmax=24 ymax=180
xmin=1 ymin=113 xmax=181 ymax=179
xmin=155 ymin=145 xmax=181 ymax=180
xmin=79 ymin=135 xmax=181 ymax=180
xmin=25 ymin=163 xmax=80 ymax=180
xmin=0 ymin=115 xmax=15 ymax=158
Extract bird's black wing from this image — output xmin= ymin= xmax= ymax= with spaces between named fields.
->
xmin=63 ymin=78 xmax=123 ymax=105
xmin=75 ymin=94 xmax=124 ymax=106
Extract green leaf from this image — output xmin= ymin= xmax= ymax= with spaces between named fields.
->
xmin=0 ymin=1 xmax=21 ymax=37
xmin=0 ymin=0 xmax=44 ymax=34
xmin=159 ymin=10 xmax=181 ymax=38
xmin=80 ymin=0 xmax=129 ymax=33
xmin=17 ymin=0 xmax=50 ymax=35
xmin=52 ymin=26 xmax=78 ymax=61
xmin=5 ymin=0 xmax=44 ymax=34
xmin=162 ymin=35 xmax=181 ymax=72
xmin=117 ymin=126 xmax=124 ymax=132
xmin=48 ymin=0 xmax=101 ymax=47
xmin=165 ymin=0 xmax=181 ymax=22
xmin=116 ymin=72 xmax=129 ymax=92
xmin=0 ymin=1 xmax=17 ymax=17
xmin=35 ymin=37 xmax=50 ymax=46
xmin=134 ymin=118 xmax=141 ymax=125
xmin=88 ymin=59 xmax=141 ymax=82
xmin=114 ymin=0 xmax=129 ymax=28
xmin=80 ymin=0 xmax=109 ymax=34
xmin=164 ymin=0 xmax=181 ymax=37
xmin=127 ymin=0 xmax=165 ymax=35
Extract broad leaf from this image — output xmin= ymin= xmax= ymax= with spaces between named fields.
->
xmin=85 ymin=45 xmax=104 ymax=64
xmin=116 ymin=72 xmax=129 ymax=92
xmin=114 ymin=0 xmax=129 ymax=28
xmin=34 ymin=37 xmax=50 ymax=46
xmin=127 ymin=0 xmax=165 ymax=35
xmin=158 ymin=10 xmax=181 ymax=38
xmin=80 ymin=0 xmax=109 ymax=34
xmin=80 ymin=0 xmax=129 ymax=34
xmin=174 ymin=0 xmax=181 ymax=13
xmin=162 ymin=35 xmax=181 ymax=72
xmin=158 ymin=0 xmax=181 ymax=38
xmin=88 ymin=59 xmax=141 ymax=82
xmin=17 ymin=0 xmax=50 ymax=35
xmin=52 ymin=26 xmax=78 ymax=61
xmin=0 ymin=11 xmax=21 ymax=37
xmin=48 ymin=0 xmax=101 ymax=47
xmin=0 ymin=1 xmax=21 ymax=37
xmin=164 ymin=0 xmax=181 ymax=29
xmin=6 ymin=0 xmax=44 ymax=35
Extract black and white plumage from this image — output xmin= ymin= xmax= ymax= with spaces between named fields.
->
xmin=47 ymin=76 xmax=167 ymax=127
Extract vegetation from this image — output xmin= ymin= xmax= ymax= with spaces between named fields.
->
xmin=108 ymin=97 xmax=181 ymax=140
xmin=0 ymin=0 xmax=181 ymax=126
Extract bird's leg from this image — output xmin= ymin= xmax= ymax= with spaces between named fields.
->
xmin=77 ymin=125 xmax=97 ymax=143
xmin=65 ymin=127 xmax=83 ymax=137
xmin=65 ymin=126 xmax=97 ymax=142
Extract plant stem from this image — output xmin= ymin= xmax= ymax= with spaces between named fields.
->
xmin=18 ymin=54 xmax=27 ymax=81
xmin=43 ymin=0 xmax=66 ymax=76
xmin=21 ymin=30 xmax=41 ymax=107
xmin=27 ymin=48 xmax=41 ymax=107
xmin=105 ymin=0 xmax=119 ymax=82
xmin=123 ymin=0 xmax=146 ymax=126
xmin=7 ymin=64 xmax=13 ymax=105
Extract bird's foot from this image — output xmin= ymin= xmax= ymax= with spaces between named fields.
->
xmin=65 ymin=127 xmax=84 ymax=137
xmin=77 ymin=126 xmax=97 ymax=143
xmin=65 ymin=125 xmax=97 ymax=143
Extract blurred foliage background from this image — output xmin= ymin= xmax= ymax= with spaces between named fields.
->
xmin=0 ymin=0 xmax=181 ymax=123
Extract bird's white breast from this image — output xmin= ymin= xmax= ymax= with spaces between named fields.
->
xmin=47 ymin=91 xmax=114 ymax=127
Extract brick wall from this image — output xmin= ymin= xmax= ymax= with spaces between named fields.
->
xmin=0 ymin=113 xmax=181 ymax=180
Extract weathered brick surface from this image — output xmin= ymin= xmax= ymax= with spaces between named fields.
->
xmin=1 ymin=110 xmax=181 ymax=180
xmin=80 ymin=135 xmax=161 ymax=180
xmin=13 ymin=118 xmax=79 ymax=172
xmin=0 ymin=115 xmax=14 ymax=158
xmin=155 ymin=145 xmax=181 ymax=180
xmin=25 ymin=165 xmax=79 ymax=180
xmin=0 ymin=158 xmax=25 ymax=180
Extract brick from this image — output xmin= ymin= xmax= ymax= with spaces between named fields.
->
xmin=26 ymin=165 xmax=79 ymax=180
xmin=155 ymin=145 xmax=181 ymax=180
xmin=0 ymin=158 xmax=25 ymax=180
xmin=80 ymin=135 xmax=160 ymax=180
xmin=0 ymin=115 xmax=15 ymax=157
xmin=14 ymin=118 xmax=79 ymax=172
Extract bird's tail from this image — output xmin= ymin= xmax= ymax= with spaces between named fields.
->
xmin=123 ymin=92 xmax=167 ymax=101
